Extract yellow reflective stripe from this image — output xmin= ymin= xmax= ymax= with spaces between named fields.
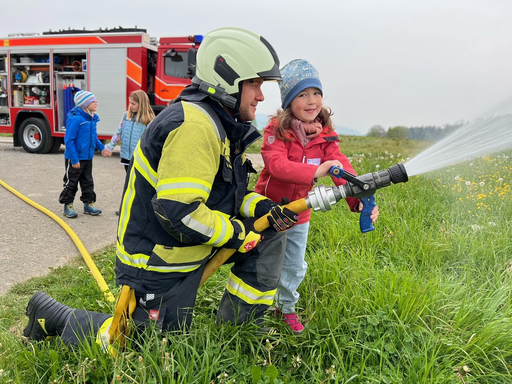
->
xmin=156 ymin=177 xmax=211 ymax=200
xmin=117 ymin=169 xmax=138 ymax=243
xmin=116 ymin=241 xmax=150 ymax=269
xmin=241 ymin=192 xmax=267 ymax=218
xmin=225 ymin=271 xmax=276 ymax=306
xmin=133 ymin=144 xmax=158 ymax=188
xmin=96 ymin=317 xmax=114 ymax=354
xmin=116 ymin=244 xmax=201 ymax=273
xmin=205 ymin=212 xmax=232 ymax=247
xmin=146 ymin=264 xmax=201 ymax=273
xmin=182 ymin=214 xmax=215 ymax=238
xmin=180 ymin=210 xmax=231 ymax=246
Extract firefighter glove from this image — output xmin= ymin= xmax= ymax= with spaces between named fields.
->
xmin=224 ymin=217 xmax=262 ymax=253
xmin=267 ymin=204 xmax=299 ymax=232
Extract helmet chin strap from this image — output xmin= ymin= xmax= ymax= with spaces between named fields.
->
xmin=193 ymin=76 xmax=237 ymax=109
xmin=193 ymin=77 xmax=250 ymax=123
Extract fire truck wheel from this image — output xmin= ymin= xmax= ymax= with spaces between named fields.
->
xmin=18 ymin=118 xmax=53 ymax=154
xmin=49 ymin=137 xmax=63 ymax=153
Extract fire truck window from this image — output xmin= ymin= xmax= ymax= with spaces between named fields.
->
xmin=164 ymin=52 xmax=188 ymax=79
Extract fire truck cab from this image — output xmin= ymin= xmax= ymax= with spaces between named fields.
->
xmin=0 ymin=27 xmax=201 ymax=154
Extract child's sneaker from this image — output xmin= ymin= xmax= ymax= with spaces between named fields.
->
xmin=84 ymin=202 xmax=102 ymax=215
xmin=64 ymin=204 xmax=78 ymax=218
xmin=275 ymin=308 xmax=304 ymax=333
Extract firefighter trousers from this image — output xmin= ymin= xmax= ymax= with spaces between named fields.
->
xmin=130 ymin=227 xmax=286 ymax=331
xmin=59 ymin=228 xmax=286 ymax=346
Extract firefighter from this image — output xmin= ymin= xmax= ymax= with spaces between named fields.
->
xmin=23 ymin=27 xmax=299 ymax=346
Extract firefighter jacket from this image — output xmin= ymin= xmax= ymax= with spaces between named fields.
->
xmin=115 ymin=86 xmax=276 ymax=293
xmin=106 ymin=113 xmax=148 ymax=161
xmin=64 ymin=106 xmax=104 ymax=165
xmin=254 ymin=120 xmax=360 ymax=225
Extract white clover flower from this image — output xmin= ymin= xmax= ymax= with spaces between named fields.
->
xmin=217 ymin=372 xmax=229 ymax=383
xmin=291 ymin=355 xmax=303 ymax=368
xmin=479 ymin=181 xmax=485 ymax=186
xmin=499 ymin=178 xmax=504 ymax=182
xmin=471 ymin=224 xmax=483 ymax=231
xmin=455 ymin=175 xmax=461 ymax=181
xmin=376 ymin=165 xmax=380 ymax=169
xmin=465 ymin=181 xmax=471 ymax=186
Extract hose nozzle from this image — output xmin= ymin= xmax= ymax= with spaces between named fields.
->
xmin=305 ymin=162 xmax=409 ymax=212
xmin=387 ymin=163 xmax=408 ymax=184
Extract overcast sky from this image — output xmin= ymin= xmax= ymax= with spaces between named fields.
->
xmin=2 ymin=0 xmax=511 ymax=134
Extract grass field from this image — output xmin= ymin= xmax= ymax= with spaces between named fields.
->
xmin=1 ymin=136 xmax=511 ymax=383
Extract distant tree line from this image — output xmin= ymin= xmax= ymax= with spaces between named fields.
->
xmin=367 ymin=121 xmax=466 ymax=141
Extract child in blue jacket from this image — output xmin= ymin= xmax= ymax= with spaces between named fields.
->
xmin=58 ymin=91 xmax=110 ymax=218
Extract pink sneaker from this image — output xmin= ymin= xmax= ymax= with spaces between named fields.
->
xmin=275 ymin=308 xmax=304 ymax=333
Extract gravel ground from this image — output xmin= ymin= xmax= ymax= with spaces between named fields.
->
xmin=0 ymin=136 xmax=263 ymax=296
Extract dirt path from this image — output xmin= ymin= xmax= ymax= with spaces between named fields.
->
xmin=0 ymin=137 xmax=263 ymax=296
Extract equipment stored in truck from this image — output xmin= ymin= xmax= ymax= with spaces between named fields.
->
xmin=0 ymin=27 xmax=202 ymax=153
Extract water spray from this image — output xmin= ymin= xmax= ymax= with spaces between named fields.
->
xmin=404 ymin=96 xmax=512 ymax=176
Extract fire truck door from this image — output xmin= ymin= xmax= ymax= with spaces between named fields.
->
xmin=89 ymin=48 xmax=127 ymax=137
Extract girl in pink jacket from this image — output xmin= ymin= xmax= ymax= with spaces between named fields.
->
xmin=254 ymin=59 xmax=379 ymax=333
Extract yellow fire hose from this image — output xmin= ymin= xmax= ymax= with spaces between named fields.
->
xmin=0 ymin=179 xmax=115 ymax=302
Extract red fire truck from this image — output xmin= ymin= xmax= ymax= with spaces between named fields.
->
xmin=0 ymin=27 xmax=202 ymax=153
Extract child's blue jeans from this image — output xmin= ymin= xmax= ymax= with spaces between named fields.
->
xmin=275 ymin=222 xmax=310 ymax=314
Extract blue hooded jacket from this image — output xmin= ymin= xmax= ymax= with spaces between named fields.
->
xmin=64 ymin=106 xmax=105 ymax=164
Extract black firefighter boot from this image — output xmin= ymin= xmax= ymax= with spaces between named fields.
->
xmin=23 ymin=291 xmax=73 ymax=341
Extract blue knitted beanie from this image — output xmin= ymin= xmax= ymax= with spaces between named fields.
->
xmin=74 ymin=90 xmax=97 ymax=109
xmin=279 ymin=59 xmax=323 ymax=110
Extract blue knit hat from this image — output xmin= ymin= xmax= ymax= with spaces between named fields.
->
xmin=279 ymin=59 xmax=323 ymax=110
xmin=74 ymin=90 xmax=97 ymax=109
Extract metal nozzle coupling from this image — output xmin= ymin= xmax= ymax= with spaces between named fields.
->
xmin=306 ymin=184 xmax=340 ymax=212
